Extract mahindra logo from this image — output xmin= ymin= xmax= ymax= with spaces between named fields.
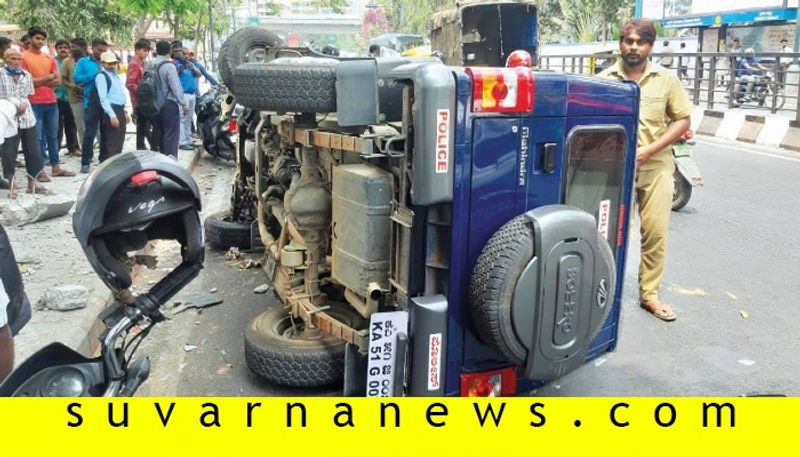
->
xmin=596 ymin=279 xmax=608 ymax=308
xmin=128 ymin=196 xmax=166 ymax=215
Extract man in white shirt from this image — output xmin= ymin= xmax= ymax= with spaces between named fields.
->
xmin=778 ymin=37 xmax=793 ymax=87
xmin=657 ymin=40 xmax=674 ymax=69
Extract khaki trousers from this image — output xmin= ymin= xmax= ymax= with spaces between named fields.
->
xmin=70 ymin=101 xmax=85 ymax=149
xmin=635 ymin=164 xmax=673 ymax=302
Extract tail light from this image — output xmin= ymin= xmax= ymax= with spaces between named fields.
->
xmin=466 ymin=66 xmax=535 ymax=113
xmin=130 ymin=170 xmax=158 ymax=186
xmin=460 ymin=366 xmax=517 ymax=397
xmin=227 ymin=119 xmax=238 ymax=133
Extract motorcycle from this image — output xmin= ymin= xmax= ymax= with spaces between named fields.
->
xmin=0 ymin=151 xmax=206 ymax=397
xmin=732 ymin=71 xmax=785 ymax=110
xmin=196 ymin=85 xmax=240 ymax=161
xmin=672 ymin=129 xmax=703 ymax=211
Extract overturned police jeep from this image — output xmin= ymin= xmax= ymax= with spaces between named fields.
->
xmin=212 ymin=0 xmax=639 ymax=396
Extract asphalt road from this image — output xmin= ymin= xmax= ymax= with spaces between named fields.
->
xmin=137 ymin=139 xmax=800 ymax=397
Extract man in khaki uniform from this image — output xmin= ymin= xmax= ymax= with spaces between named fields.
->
xmin=599 ymin=19 xmax=692 ymax=322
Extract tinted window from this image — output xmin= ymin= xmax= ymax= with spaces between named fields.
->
xmin=564 ymin=127 xmax=627 ymax=255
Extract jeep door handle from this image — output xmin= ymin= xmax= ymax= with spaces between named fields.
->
xmin=543 ymin=143 xmax=557 ymax=173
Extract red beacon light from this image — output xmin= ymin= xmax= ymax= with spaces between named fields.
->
xmin=506 ymin=50 xmax=532 ymax=68
xmin=466 ymin=50 xmax=535 ymax=114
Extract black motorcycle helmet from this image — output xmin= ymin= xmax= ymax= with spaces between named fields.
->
xmin=73 ymin=151 xmax=204 ymax=293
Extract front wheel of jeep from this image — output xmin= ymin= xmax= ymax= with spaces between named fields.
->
xmin=244 ymin=306 xmax=361 ymax=387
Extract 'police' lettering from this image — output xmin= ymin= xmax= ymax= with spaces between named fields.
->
xmin=435 ymin=109 xmax=450 ymax=174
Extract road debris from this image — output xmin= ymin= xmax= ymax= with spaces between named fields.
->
xmin=237 ymin=257 xmax=262 ymax=269
xmin=184 ymin=345 xmax=198 ymax=352
xmin=38 ymin=284 xmax=90 ymax=311
xmin=224 ymin=247 xmax=241 ymax=260
xmin=253 ymin=284 xmax=271 ymax=294
xmin=210 ymin=287 xmax=218 ymax=293
xmin=740 ymin=310 xmax=749 ymax=319
xmin=167 ymin=292 xmax=224 ymax=317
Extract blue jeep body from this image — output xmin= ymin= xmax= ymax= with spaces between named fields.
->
xmin=444 ymin=70 xmax=638 ymax=395
xmin=217 ymin=2 xmax=639 ymax=396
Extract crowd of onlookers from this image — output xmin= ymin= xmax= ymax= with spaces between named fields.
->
xmin=0 ymin=26 xmax=218 ymax=198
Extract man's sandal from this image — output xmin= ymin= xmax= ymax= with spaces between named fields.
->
xmin=52 ymin=169 xmax=76 ymax=177
xmin=640 ymin=300 xmax=677 ymax=322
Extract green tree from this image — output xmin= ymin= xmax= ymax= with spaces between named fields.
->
xmin=319 ymin=0 xmax=348 ymax=14
xmin=552 ymin=0 xmax=634 ymax=43
xmin=11 ymin=0 xmax=136 ymax=44
xmin=122 ymin=0 xmax=165 ymax=40
xmin=262 ymin=1 xmax=282 ymax=16
xmin=533 ymin=0 xmax=564 ymax=43
xmin=378 ymin=0 xmax=456 ymax=36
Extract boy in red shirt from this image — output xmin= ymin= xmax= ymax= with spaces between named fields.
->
xmin=125 ymin=38 xmax=156 ymax=151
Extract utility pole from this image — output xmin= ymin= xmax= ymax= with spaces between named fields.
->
xmin=209 ymin=0 xmax=215 ymax=71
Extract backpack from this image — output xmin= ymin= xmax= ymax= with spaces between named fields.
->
xmin=88 ymin=71 xmax=112 ymax=120
xmin=136 ymin=60 xmax=172 ymax=119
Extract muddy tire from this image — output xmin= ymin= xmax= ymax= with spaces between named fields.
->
xmin=204 ymin=211 xmax=252 ymax=250
xmin=232 ymin=61 xmax=337 ymax=113
xmin=244 ymin=306 xmax=360 ymax=387
xmin=672 ymin=169 xmax=692 ymax=211
xmin=218 ymin=27 xmax=284 ymax=88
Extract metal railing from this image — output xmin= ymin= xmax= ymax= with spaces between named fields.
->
xmin=539 ymin=52 xmax=800 ymax=122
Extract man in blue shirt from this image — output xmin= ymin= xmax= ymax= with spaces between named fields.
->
xmin=185 ymin=48 xmax=218 ymax=136
xmin=186 ymin=49 xmax=218 ymax=87
xmin=171 ymin=42 xmax=201 ymax=151
xmin=95 ymin=51 xmax=127 ymax=161
xmin=73 ymin=38 xmax=108 ymax=173
xmin=735 ymin=48 xmax=770 ymax=105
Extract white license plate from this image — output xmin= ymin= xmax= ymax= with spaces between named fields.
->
xmin=365 ymin=311 xmax=408 ymax=397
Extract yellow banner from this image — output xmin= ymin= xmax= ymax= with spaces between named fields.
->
xmin=0 ymin=397 xmax=794 ymax=457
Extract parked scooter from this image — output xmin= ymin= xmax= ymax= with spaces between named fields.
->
xmin=672 ymin=129 xmax=703 ymax=211
xmin=197 ymin=85 xmax=240 ymax=161
xmin=0 ymin=151 xmax=206 ymax=397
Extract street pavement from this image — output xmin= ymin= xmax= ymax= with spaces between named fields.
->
xmin=137 ymin=138 xmax=800 ymax=397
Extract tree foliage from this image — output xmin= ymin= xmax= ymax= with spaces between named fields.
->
xmin=318 ymin=0 xmax=348 ymax=14
xmin=11 ymin=0 xmax=136 ymax=44
xmin=548 ymin=0 xmax=635 ymax=43
xmin=378 ymin=0 xmax=456 ymax=36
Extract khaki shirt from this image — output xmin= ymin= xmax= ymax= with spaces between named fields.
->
xmin=598 ymin=60 xmax=692 ymax=171
xmin=59 ymin=56 xmax=82 ymax=104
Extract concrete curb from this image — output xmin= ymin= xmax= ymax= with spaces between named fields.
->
xmin=780 ymin=120 xmax=800 ymax=152
xmin=692 ymin=109 xmax=800 ymax=152
xmin=737 ymin=115 xmax=765 ymax=144
xmin=696 ymin=110 xmax=724 ymax=137
xmin=76 ymin=146 xmax=203 ymax=357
